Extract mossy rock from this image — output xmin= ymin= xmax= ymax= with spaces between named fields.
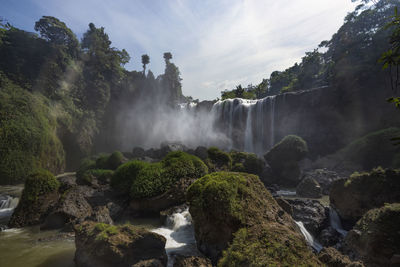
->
xmin=74 ymin=221 xmax=167 ymax=267
xmin=112 ymin=151 xmax=208 ymax=199
xmin=207 ymin=147 xmax=232 ymax=171
xmin=78 ymin=169 xmax=114 ymax=185
xmin=8 ymin=169 xmax=60 ymax=227
xmin=345 ymin=203 xmax=400 ymax=266
xmin=230 ymin=151 xmax=264 ymax=175
xmin=187 ymin=171 xmax=322 ymax=265
xmin=264 ymin=135 xmax=308 ymax=186
xmin=0 ymin=78 xmax=65 ymax=184
xmin=330 ymin=167 xmax=400 ymax=228
xmin=338 ymin=127 xmax=400 ymax=170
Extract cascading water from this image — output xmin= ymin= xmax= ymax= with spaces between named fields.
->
xmin=212 ymin=95 xmax=277 ymax=155
xmin=152 ymin=207 xmax=198 ymax=267
xmin=0 ymin=195 xmax=19 ymax=221
xmin=329 ymin=207 xmax=348 ymax=236
xmin=295 ymin=221 xmax=323 ymax=252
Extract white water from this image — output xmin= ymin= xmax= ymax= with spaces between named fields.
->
xmin=276 ymin=190 xmax=296 ymax=196
xmin=152 ymin=208 xmax=198 ymax=267
xmin=212 ymin=95 xmax=277 ymax=155
xmin=0 ymin=195 xmax=19 ymax=221
xmin=295 ymin=221 xmax=322 ymax=252
xmin=329 ymin=207 xmax=348 ymax=236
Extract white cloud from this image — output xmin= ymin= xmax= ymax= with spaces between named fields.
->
xmin=11 ymin=0 xmax=356 ymax=100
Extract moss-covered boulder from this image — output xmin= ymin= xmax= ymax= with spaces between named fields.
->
xmin=187 ymin=172 xmax=322 ymax=265
xmin=74 ymin=221 xmax=167 ymax=267
xmin=8 ymin=169 xmax=60 ymax=227
xmin=230 ymin=151 xmax=264 ymax=175
xmin=206 ymin=147 xmax=232 ymax=171
xmin=318 ymin=247 xmax=364 ymax=267
xmin=330 ymin=167 xmax=400 ymax=228
xmin=264 ymin=135 xmax=308 ymax=186
xmin=345 ymin=203 xmax=400 ymax=266
xmin=0 ymin=79 xmax=65 ymax=184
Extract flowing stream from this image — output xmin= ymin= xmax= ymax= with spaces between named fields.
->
xmin=329 ymin=207 xmax=348 ymax=236
xmin=295 ymin=221 xmax=323 ymax=252
xmin=152 ymin=207 xmax=198 ymax=267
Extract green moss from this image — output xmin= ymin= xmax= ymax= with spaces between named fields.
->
xmin=338 ymin=127 xmax=400 ymax=170
xmin=78 ymin=169 xmax=114 ymax=185
xmin=91 ymin=223 xmax=119 ymax=241
xmin=76 ymin=158 xmax=96 ymax=180
xmin=0 ymin=77 xmax=65 ymax=184
xmin=207 ymin=147 xmax=232 ymax=171
xmin=230 ymin=151 xmax=264 ymax=175
xmin=106 ymin=151 xmax=124 ymax=170
xmin=21 ymin=169 xmax=60 ymax=202
xmin=95 ymin=154 xmax=109 ymax=169
xmin=112 ymin=151 xmax=207 ymax=199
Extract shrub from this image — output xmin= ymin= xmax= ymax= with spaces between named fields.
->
xmin=76 ymin=158 xmax=96 ymax=180
xmin=230 ymin=151 xmax=264 ymax=175
xmin=111 ymin=161 xmax=148 ymax=194
xmin=0 ymin=78 xmax=65 ymax=184
xmin=130 ymin=163 xmax=165 ymax=199
xmin=162 ymin=151 xmax=208 ymax=180
xmin=207 ymin=147 xmax=232 ymax=170
xmin=21 ymin=169 xmax=60 ymax=202
xmin=106 ymin=151 xmax=124 ymax=170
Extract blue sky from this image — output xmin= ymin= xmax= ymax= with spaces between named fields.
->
xmin=2 ymin=0 xmax=356 ymax=100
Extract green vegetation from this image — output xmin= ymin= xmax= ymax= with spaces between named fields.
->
xmin=0 ymin=77 xmax=65 ymax=184
xmin=337 ymin=127 xmax=400 ymax=169
xmin=20 ymin=169 xmax=60 ymax=202
xmin=230 ymin=151 xmax=264 ymax=176
xmin=207 ymin=147 xmax=232 ymax=171
xmin=187 ymin=172 xmax=322 ymax=266
xmin=92 ymin=223 xmax=119 ymax=241
xmin=264 ymin=135 xmax=308 ymax=185
xmin=111 ymin=151 xmax=208 ymax=199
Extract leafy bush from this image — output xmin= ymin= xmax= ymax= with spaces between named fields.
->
xmin=207 ymin=147 xmax=232 ymax=171
xmin=106 ymin=151 xmax=124 ymax=170
xmin=111 ymin=161 xmax=148 ymax=194
xmin=130 ymin=163 xmax=165 ymax=199
xmin=21 ymin=169 xmax=60 ymax=202
xmin=0 ymin=77 xmax=65 ymax=184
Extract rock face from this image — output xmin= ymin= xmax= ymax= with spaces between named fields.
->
xmin=173 ymin=255 xmax=212 ymax=267
xmin=264 ymin=135 xmax=308 ymax=187
xmin=8 ymin=170 xmax=60 ymax=227
xmin=296 ymin=177 xmax=322 ymax=198
xmin=345 ymin=203 xmax=400 ymax=266
xmin=301 ymin=169 xmax=341 ymax=195
xmin=286 ymin=198 xmax=328 ymax=236
xmin=330 ymin=168 xmax=400 ymax=228
xmin=74 ymin=221 xmax=167 ymax=267
xmin=318 ymin=247 xmax=364 ymax=267
xmin=187 ymin=172 xmax=322 ymax=266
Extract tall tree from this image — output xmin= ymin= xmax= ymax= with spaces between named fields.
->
xmin=141 ymin=54 xmax=150 ymax=75
xmin=163 ymin=52 xmax=172 ymax=64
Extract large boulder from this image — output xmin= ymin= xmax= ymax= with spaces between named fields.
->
xmin=8 ymin=169 xmax=60 ymax=227
xmin=330 ymin=167 xmax=400 ymax=228
xmin=296 ymin=177 xmax=322 ymax=198
xmin=74 ymin=221 xmax=167 ymax=267
xmin=173 ymin=255 xmax=212 ymax=267
xmin=264 ymin=135 xmax=308 ymax=186
xmin=345 ymin=203 xmax=400 ymax=266
xmin=187 ymin=172 xmax=322 ymax=266
xmin=301 ymin=169 xmax=342 ymax=195
xmin=286 ymin=198 xmax=328 ymax=236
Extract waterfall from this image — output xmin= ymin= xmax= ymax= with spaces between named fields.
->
xmin=295 ymin=221 xmax=322 ymax=252
xmin=212 ymin=95 xmax=278 ymax=154
xmin=0 ymin=195 xmax=19 ymax=221
xmin=152 ymin=207 xmax=198 ymax=267
xmin=329 ymin=207 xmax=347 ymax=236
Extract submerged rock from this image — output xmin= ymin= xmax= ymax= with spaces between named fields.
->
xmin=74 ymin=221 xmax=167 ymax=267
xmin=330 ymin=167 xmax=400 ymax=228
xmin=296 ymin=177 xmax=322 ymax=198
xmin=187 ymin=172 xmax=322 ymax=266
xmin=345 ymin=203 xmax=400 ymax=266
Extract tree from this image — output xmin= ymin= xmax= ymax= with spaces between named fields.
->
xmin=163 ymin=52 xmax=172 ymax=64
xmin=141 ymin=54 xmax=150 ymax=75
xmin=235 ymin=85 xmax=244 ymax=98
xmin=34 ymin=16 xmax=79 ymax=57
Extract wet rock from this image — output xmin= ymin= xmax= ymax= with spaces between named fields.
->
xmin=173 ymin=255 xmax=212 ymax=267
xmin=302 ymin=169 xmax=342 ymax=195
xmin=194 ymin=146 xmax=208 ymax=161
xmin=296 ymin=177 xmax=322 ymax=198
xmin=286 ymin=198 xmax=328 ymax=236
xmin=74 ymin=221 xmax=167 ymax=267
xmin=318 ymin=226 xmax=342 ymax=247
xmin=275 ymin=197 xmax=293 ymax=216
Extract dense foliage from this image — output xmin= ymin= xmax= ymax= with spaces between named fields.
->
xmin=111 ymin=151 xmax=208 ymax=199
xmin=220 ymin=0 xmax=397 ymax=100
xmin=20 ymin=169 xmax=60 ymax=202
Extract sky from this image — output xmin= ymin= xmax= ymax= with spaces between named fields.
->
xmin=2 ymin=0 xmax=357 ymax=100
